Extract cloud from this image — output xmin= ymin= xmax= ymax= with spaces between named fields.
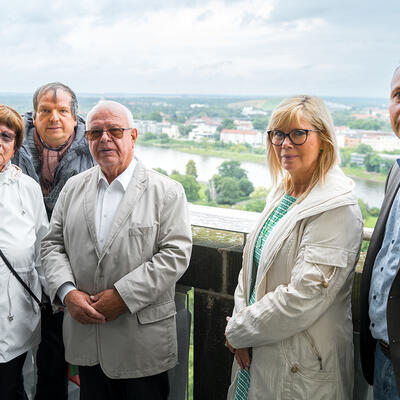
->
xmin=0 ymin=0 xmax=398 ymax=97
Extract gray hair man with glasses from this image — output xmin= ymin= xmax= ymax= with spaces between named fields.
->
xmin=41 ymin=100 xmax=192 ymax=400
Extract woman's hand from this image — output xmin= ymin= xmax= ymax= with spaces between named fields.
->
xmin=235 ymin=348 xmax=251 ymax=371
xmin=225 ymin=316 xmax=251 ymax=370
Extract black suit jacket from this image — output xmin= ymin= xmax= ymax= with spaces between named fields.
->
xmin=360 ymin=161 xmax=400 ymax=391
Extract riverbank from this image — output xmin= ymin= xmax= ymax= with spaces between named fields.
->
xmin=341 ymin=167 xmax=387 ymax=183
xmin=137 ymin=140 xmax=266 ymax=163
xmin=137 ymin=140 xmax=388 ymax=182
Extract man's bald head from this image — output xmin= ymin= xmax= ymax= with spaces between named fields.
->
xmin=86 ymin=101 xmax=134 ymax=130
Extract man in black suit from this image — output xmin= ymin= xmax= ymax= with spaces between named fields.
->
xmin=360 ymin=65 xmax=400 ymax=399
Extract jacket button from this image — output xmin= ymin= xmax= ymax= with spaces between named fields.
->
xmin=322 ymin=281 xmax=328 ymax=288
xmin=291 ymin=365 xmax=298 ymax=373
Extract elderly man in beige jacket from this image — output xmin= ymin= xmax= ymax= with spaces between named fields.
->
xmin=41 ymin=100 xmax=192 ymax=400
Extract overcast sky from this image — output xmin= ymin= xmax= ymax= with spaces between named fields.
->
xmin=0 ymin=0 xmax=399 ymax=98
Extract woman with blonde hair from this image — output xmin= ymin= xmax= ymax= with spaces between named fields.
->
xmin=225 ymin=95 xmax=363 ymax=399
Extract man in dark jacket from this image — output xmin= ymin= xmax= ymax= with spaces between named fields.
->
xmin=360 ymin=65 xmax=400 ymax=399
xmin=13 ymin=82 xmax=94 ymax=399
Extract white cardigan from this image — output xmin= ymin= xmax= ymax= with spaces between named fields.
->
xmin=226 ymin=166 xmax=363 ymax=400
xmin=0 ymin=163 xmax=48 ymax=363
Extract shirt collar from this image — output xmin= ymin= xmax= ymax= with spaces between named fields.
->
xmin=98 ymin=157 xmax=137 ymax=191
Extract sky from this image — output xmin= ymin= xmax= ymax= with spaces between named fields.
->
xmin=0 ymin=0 xmax=399 ymax=98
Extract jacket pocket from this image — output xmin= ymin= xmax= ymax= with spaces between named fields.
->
xmin=302 ymin=330 xmax=323 ymax=370
xmin=137 ymin=300 xmax=176 ymax=325
xmin=282 ymin=334 xmax=336 ymax=380
xmin=304 ymin=245 xmax=348 ymax=268
xmin=127 ymin=223 xmax=159 ymax=264
xmin=128 ymin=224 xmax=158 ymax=237
xmin=281 ymin=336 xmax=337 ymax=400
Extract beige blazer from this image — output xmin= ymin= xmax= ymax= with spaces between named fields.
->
xmin=41 ymin=159 xmax=192 ymax=379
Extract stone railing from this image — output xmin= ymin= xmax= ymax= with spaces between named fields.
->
xmin=178 ymin=205 xmax=373 ymax=400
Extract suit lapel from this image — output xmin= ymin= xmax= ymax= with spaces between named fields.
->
xmin=99 ymin=161 xmax=148 ymax=259
xmin=369 ymin=164 xmax=400 ymax=255
xmin=83 ymin=167 xmax=101 ymax=258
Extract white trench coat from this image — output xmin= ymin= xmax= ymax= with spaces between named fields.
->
xmin=225 ymin=166 xmax=363 ymax=400
xmin=0 ymin=163 xmax=48 ymax=363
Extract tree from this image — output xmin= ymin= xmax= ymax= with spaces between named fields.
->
xmin=332 ymin=112 xmax=353 ymax=126
xmin=348 ymin=119 xmax=384 ymax=131
xmin=217 ymin=118 xmax=236 ymax=132
xmin=186 ymin=160 xmax=198 ymax=178
xmin=153 ymin=167 xmax=168 ymax=175
xmin=356 ymin=143 xmax=374 ymax=154
xmin=381 ymin=158 xmax=394 ymax=174
xmin=148 ymin=111 xmax=162 ymax=122
xmin=252 ymin=117 xmax=269 ymax=131
xmin=178 ymin=124 xmax=193 ymax=137
xmin=364 ymin=154 xmax=383 ymax=172
xmin=218 ymin=160 xmax=248 ymax=180
xmin=340 ymin=149 xmax=351 ymax=167
xmin=215 ymin=177 xmax=241 ymax=205
xmin=241 ymin=198 xmax=266 ymax=212
xmin=207 ymin=174 xmax=222 ymax=202
xmin=238 ymin=177 xmax=254 ymax=197
xmin=142 ymin=132 xmax=157 ymax=141
xmin=170 ymin=173 xmax=200 ymax=202
xmin=159 ymin=133 xmax=170 ymax=144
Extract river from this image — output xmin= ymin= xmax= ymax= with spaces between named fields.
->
xmin=136 ymin=145 xmax=385 ymax=208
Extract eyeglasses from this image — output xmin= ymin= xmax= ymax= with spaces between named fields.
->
xmin=86 ymin=127 xmax=132 ymax=141
xmin=267 ymin=129 xmax=319 ymax=146
xmin=0 ymin=131 xmax=16 ymax=144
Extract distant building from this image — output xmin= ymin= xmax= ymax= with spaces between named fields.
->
xmin=160 ymin=122 xmax=180 ymax=139
xmin=350 ymin=153 xmax=366 ymax=166
xmin=185 ymin=116 xmax=220 ymax=127
xmin=361 ymin=133 xmax=400 ymax=152
xmin=133 ymin=120 xmax=161 ymax=134
xmin=241 ymin=106 xmax=267 ymax=116
xmin=343 ymin=135 xmax=362 ymax=148
xmin=352 ymin=113 xmax=378 ymax=120
xmin=220 ymin=129 xmax=263 ymax=146
xmin=190 ymin=104 xmax=209 ymax=108
xmin=133 ymin=119 xmax=179 ymax=138
xmin=188 ymin=124 xmax=217 ymax=141
xmin=234 ymin=120 xmax=254 ymax=130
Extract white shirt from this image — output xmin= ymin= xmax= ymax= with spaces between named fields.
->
xmin=58 ymin=158 xmax=137 ymax=303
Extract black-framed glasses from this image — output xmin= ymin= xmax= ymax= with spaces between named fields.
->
xmin=86 ymin=127 xmax=132 ymax=141
xmin=0 ymin=131 xmax=16 ymax=144
xmin=267 ymin=129 xmax=319 ymax=146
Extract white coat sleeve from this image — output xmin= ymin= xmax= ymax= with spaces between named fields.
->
xmin=114 ymin=184 xmax=192 ymax=314
xmin=41 ymin=183 xmax=76 ymax=304
xmin=225 ymin=205 xmax=363 ymax=349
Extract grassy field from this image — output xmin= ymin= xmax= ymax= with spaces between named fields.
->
xmin=342 ymin=166 xmax=387 ymax=183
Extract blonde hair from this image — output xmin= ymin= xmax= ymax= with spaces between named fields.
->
xmin=266 ymin=95 xmax=339 ymax=198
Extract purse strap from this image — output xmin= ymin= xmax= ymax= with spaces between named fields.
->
xmin=0 ymin=248 xmax=45 ymax=309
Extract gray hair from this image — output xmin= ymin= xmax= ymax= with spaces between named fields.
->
xmin=86 ymin=100 xmax=134 ymax=130
xmin=33 ymin=82 xmax=78 ymax=120
xmin=393 ymin=64 xmax=400 ymax=79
